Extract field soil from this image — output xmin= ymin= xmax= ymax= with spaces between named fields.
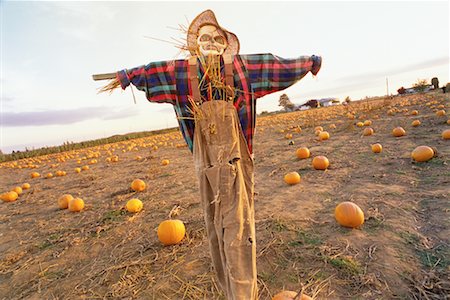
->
xmin=1 ymin=93 xmax=449 ymax=299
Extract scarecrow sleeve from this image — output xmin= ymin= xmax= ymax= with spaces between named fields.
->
xmin=116 ymin=60 xmax=177 ymax=104
xmin=241 ymin=53 xmax=321 ymax=99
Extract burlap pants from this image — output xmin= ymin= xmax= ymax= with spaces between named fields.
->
xmin=193 ymin=100 xmax=258 ymax=300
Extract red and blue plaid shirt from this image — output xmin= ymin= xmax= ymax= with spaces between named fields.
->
xmin=117 ymin=53 xmax=321 ymax=153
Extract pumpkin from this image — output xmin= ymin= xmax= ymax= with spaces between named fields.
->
xmin=329 ymin=124 xmax=336 ymax=129
xmin=314 ymin=130 xmax=322 ymax=136
xmin=356 ymin=122 xmax=364 ymax=127
xmin=46 ymin=173 xmax=54 ymax=179
xmin=363 ymin=120 xmax=372 ymax=126
xmin=318 ymin=131 xmax=330 ymax=140
xmin=335 ymin=202 xmax=365 ymax=228
xmin=31 ymin=172 xmax=40 ymax=179
xmin=68 ymin=198 xmax=85 ymax=212
xmin=296 ymin=147 xmax=310 ymax=159
xmin=312 ymin=156 xmax=329 ymax=170
xmin=161 ymin=159 xmax=170 ymax=166
xmin=436 ymin=110 xmax=446 ymax=116
xmin=126 ymin=198 xmax=143 ymax=213
xmin=285 ymin=133 xmax=293 ymax=139
xmin=12 ymin=186 xmax=23 ymax=195
xmin=392 ymin=127 xmax=406 ymax=137
xmin=411 ymin=146 xmax=434 ymax=162
xmin=411 ymin=110 xmax=419 ymax=115
xmin=284 ymin=172 xmax=301 ymax=185
xmin=447 ymin=119 xmax=450 ymax=125
xmin=411 ymin=120 xmax=421 ymax=127
xmin=272 ymin=290 xmax=313 ymax=300
xmin=314 ymin=126 xmax=323 ymax=132
xmin=75 ymin=167 xmax=81 ymax=173
xmin=131 ymin=179 xmax=146 ymax=192
xmin=22 ymin=183 xmax=31 ymax=190
xmin=442 ymin=129 xmax=450 ymax=140
xmin=371 ymin=143 xmax=383 ymax=153
xmin=58 ymin=194 xmax=74 ymax=209
xmin=1 ymin=191 xmax=19 ymax=203
xmin=294 ymin=126 xmax=302 ymax=133
xmin=363 ymin=127 xmax=374 ymax=136
xmin=81 ymin=165 xmax=89 ymax=171
xmin=157 ymin=219 xmax=186 ymax=246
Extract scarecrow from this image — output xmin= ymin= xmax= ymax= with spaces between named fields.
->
xmin=94 ymin=10 xmax=321 ymax=300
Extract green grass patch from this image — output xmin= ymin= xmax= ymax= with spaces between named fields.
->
xmin=328 ymin=256 xmax=362 ymax=276
xmin=288 ymin=229 xmax=323 ymax=246
xmin=102 ymin=210 xmax=126 ymax=223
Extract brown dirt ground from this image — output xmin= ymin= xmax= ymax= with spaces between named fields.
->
xmin=1 ymin=93 xmax=449 ymax=300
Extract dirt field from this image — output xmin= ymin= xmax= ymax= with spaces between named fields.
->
xmin=1 ymin=93 xmax=449 ymax=300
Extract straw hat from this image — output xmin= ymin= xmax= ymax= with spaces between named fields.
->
xmin=187 ymin=10 xmax=240 ymax=56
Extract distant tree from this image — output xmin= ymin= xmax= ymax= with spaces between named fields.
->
xmin=412 ymin=79 xmax=429 ymax=93
xmin=397 ymin=87 xmax=406 ymax=95
xmin=344 ymin=96 xmax=352 ymax=103
xmin=431 ymin=77 xmax=439 ymax=89
xmin=444 ymin=82 xmax=450 ymax=94
xmin=278 ymin=94 xmax=295 ymax=111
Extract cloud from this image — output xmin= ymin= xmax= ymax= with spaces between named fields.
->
xmin=335 ymin=56 xmax=449 ymax=84
xmin=1 ymin=106 xmax=140 ymax=127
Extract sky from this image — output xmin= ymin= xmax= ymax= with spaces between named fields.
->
xmin=1 ymin=1 xmax=449 ymax=154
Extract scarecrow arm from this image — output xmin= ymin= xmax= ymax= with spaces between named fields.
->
xmin=96 ymin=61 xmax=178 ymax=104
xmin=242 ymin=53 xmax=322 ymax=99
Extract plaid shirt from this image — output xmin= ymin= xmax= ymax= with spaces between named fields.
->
xmin=117 ymin=53 xmax=321 ymax=153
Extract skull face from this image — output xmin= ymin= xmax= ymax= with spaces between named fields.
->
xmin=197 ymin=25 xmax=228 ymax=57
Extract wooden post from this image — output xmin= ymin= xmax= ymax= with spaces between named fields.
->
xmin=92 ymin=73 xmax=116 ymax=81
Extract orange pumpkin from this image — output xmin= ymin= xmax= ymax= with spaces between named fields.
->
xmin=22 ymin=183 xmax=31 ymax=190
xmin=314 ymin=126 xmax=323 ymax=132
xmin=442 ymin=129 xmax=450 ymax=140
xmin=12 ymin=186 xmax=23 ymax=195
xmin=436 ymin=110 xmax=446 ymax=116
xmin=411 ymin=146 xmax=434 ymax=162
xmin=157 ymin=219 xmax=186 ymax=246
xmin=363 ymin=120 xmax=372 ymax=126
xmin=392 ymin=127 xmax=406 ymax=137
xmin=131 ymin=179 xmax=146 ymax=192
xmin=318 ymin=131 xmax=330 ymax=140
xmin=335 ymin=202 xmax=365 ymax=228
xmin=161 ymin=159 xmax=170 ymax=166
xmin=294 ymin=126 xmax=302 ymax=133
xmin=1 ymin=191 xmax=19 ymax=202
xmin=126 ymin=198 xmax=143 ymax=213
xmin=30 ymin=172 xmax=40 ymax=179
xmin=272 ymin=290 xmax=313 ymax=300
xmin=371 ymin=143 xmax=382 ymax=153
xmin=411 ymin=120 xmax=421 ymax=127
xmin=58 ymin=194 xmax=74 ymax=209
xmin=329 ymin=124 xmax=336 ymax=129
xmin=285 ymin=133 xmax=293 ymax=139
xmin=356 ymin=122 xmax=364 ymax=127
xmin=363 ymin=127 xmax=374 ymax=136
xmin=312 ymin=156 xmax=329 ymax=170
xmin=284 ymin=172 xmax=301 ymax=185
xmin=68 ymin=198 xmax=85 ymax=212
xmin=411 ymin=110 xmax=419 ymax=115
xmin=296 ymin=147 xmax=310 ymax=159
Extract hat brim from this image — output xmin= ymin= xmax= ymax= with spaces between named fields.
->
xmin=187 ymin=10 xmax=240 ymax=56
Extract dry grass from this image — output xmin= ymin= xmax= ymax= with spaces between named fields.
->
xmin=1 ymin=92 xmax=449 ymax=299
